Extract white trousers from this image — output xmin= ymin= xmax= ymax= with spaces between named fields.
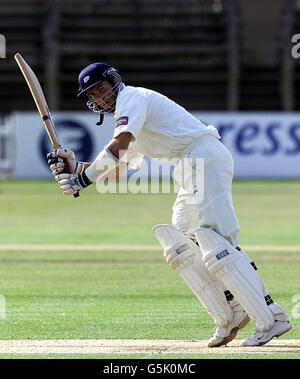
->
xmin=172 ymin=135 xmax=240 ymax=247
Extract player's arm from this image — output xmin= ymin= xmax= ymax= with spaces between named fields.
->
xmin=47 ymin=155 xmax=127 ymax=181
xmin=82 ymin=161 xmax=128 ymax=180
xmin=100 ymin=132 xmax=132 ymax=179
xmin=47 ymin=133 xmax=131 ymax=177
xmin=54 ymin=132 xmax=132 ymax=195
xmin=106 ymin=131 xmax=132 ymax=159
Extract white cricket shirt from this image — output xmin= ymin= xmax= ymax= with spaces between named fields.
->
xmin=113 ymin=85 xmax=220 ymax=168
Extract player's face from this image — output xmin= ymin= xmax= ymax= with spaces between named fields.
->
xmin=87 ymin=80 xmax=116 ymax=111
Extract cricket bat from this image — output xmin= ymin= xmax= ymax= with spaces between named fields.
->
xmin=14 ymin=53 xmax=79 ymax=198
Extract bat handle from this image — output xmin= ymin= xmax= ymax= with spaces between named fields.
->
xmin=63 ymin=158 xmax=80 ymax=198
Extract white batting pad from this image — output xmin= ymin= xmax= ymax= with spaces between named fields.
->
xmin=194 ymin=228 xmax=274 ymax=332
xmin=152 ymin=224 xmax=233 ymax=326
xmin=238 ymin=248 xmax=290 ymax=322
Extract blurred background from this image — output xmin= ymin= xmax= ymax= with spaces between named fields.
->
xmin=1 ymin=0 xmax=300 ymax=179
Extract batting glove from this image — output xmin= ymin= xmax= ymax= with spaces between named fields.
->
xmin=47 ymin=148 xmax=85 ymax=176
xmin=55 ymin=172 xmax=92 ymax=196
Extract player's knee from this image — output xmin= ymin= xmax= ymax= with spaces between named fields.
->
xmin=153 ymin=224 xmax=199 ymax=271
xmin=194 ymin=228 xmax=238 ymax=275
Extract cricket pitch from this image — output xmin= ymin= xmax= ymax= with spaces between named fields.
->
xmin=0 ymin=339 xmax=299 ymax=354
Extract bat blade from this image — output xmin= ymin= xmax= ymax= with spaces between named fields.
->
xmin=15 ymin=53 xmax=80 ymax=198
xmin=14 ymin=53 xmax=61 ymax=149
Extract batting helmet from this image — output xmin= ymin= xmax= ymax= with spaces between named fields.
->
xmin=77 ymin=62 xmax=122 ymax=125
xmin=77 ymin=62 xmax=121 ymax=97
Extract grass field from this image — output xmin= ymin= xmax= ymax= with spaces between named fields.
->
xmin=0 ymin=179 xmax=299 ymax=359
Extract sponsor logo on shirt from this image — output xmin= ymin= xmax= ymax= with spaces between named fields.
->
xmin=116 ymin=116 xmax=129 ymax=127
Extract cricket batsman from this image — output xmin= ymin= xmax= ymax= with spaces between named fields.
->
xmin=47 ymin=62 xmax=291 ymax=347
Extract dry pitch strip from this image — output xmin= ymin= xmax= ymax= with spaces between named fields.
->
xmin=0 ymin=339 xmax=299 ymax=355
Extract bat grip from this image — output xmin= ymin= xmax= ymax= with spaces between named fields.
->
xmin=63 ymin=158 xmax=80 ymax=198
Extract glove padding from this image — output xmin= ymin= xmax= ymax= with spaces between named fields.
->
xmin=47 ymin=148 xmax=84 ymax=176
xmin=55 ymin=172 xmax=92 ymax=195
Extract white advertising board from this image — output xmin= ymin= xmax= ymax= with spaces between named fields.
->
xmin=13 ymin=111 xmax=300 ymax=179
xmin=195 ymin=112 xmax=300 ymax=178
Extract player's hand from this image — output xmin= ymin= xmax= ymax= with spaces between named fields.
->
xmin=55 ymin=172 xmax=91 ymax=195
xmin=47 ymin=148 xmax=84 ymax=176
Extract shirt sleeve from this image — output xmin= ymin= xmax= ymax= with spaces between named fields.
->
xmin=122 ymin=143 xmax=144 ymax=170
xmin=113 ymin=91 xmax=148 ymax=141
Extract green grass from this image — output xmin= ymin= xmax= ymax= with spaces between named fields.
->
xmin=1 ymin=179 xmax=300 ymax=245
xmin=0 ymin=179 xmax=299 ymax=359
